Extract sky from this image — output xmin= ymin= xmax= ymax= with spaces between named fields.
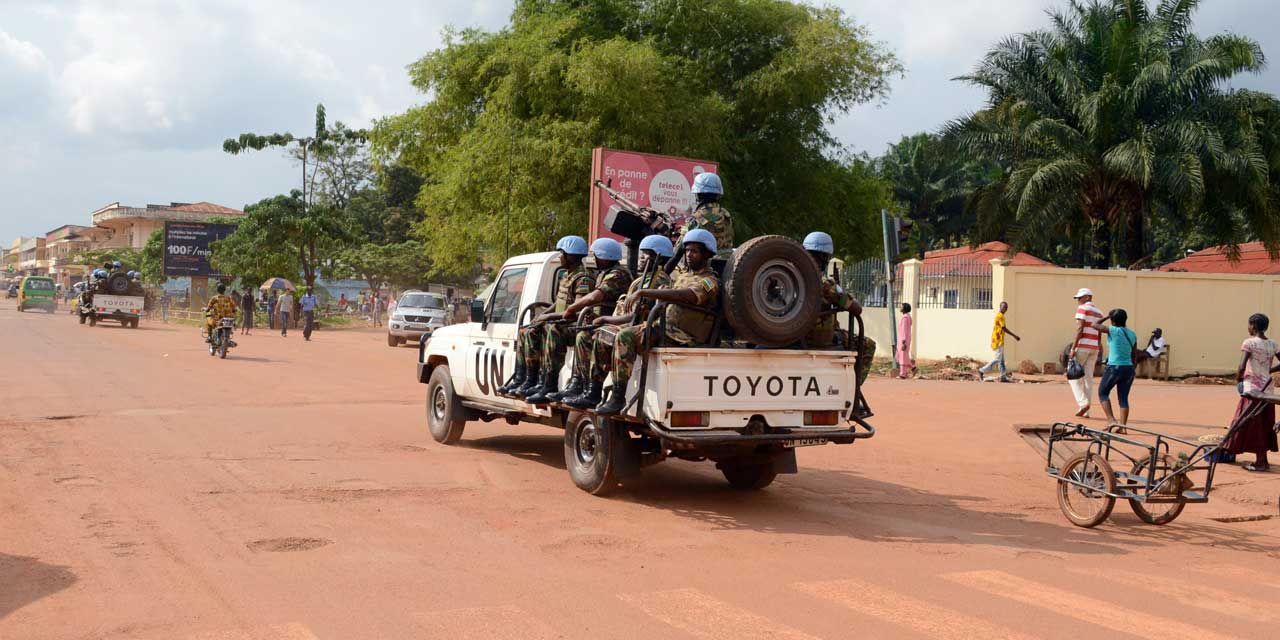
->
xmin=1 ymin=0 xmax=1276 ymax=243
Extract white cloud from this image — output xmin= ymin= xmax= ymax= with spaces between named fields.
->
xmin=0 ymin=29 xmax=48 ymax=70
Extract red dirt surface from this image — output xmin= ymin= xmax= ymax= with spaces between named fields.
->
xmin=2 ymin=299 xmax=1278 ymax=639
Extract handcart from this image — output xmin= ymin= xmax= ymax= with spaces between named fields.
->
xmin=1016 ymin=389 xmax=1272 ymax=528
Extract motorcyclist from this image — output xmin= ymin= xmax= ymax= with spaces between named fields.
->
xmin=204 ymin=283 xmax=239 ymax=342
xmin=598 ymin=229 xmax=721 ymax=415
xmin=564 ymin=234 xmax=674 ymax=409
xmin=535 ymin=237 xmax=634 ymax=404
xmin=803 ymin=231 xmax=875 ymax=387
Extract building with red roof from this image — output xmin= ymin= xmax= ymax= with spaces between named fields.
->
xmin=910 ymin=241 xmax=1055 ymax=309
xmin=1158 ymin=242 xmax=1280 ymax=275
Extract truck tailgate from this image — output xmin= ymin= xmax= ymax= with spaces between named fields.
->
xmin=641 ymin=348 xmax=854 ymax=424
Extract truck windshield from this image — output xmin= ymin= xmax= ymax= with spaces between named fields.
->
xmin=399 ymin=294 xmax=444 ymax=309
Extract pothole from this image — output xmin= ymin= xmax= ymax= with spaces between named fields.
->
xmin=245 ymin=537 xmax=332 ymax=553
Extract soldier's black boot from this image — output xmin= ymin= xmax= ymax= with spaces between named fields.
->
xmin=565 ymin=381 xmax=603 ymax=409
xmin=525 ymin=371 xmax=559 ymax=404
xmin=514 ymin=368 xmax=544 ymax=398
xmin=595 ymin=384 xmax=627 ymax=416
xmin=498 ymin=362 xmax=526 ymax=395
xmin=545 ymin=375 xmax=583 ymax=404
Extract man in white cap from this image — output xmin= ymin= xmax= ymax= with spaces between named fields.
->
xmin=1069 ymin=287 xmax=1104 ymax=417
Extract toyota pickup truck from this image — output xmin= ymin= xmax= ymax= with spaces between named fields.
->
xmin=415 ymin=237 xmax=875 ymax=495
xmin=81 ymin=293 xmax=144 ymax=328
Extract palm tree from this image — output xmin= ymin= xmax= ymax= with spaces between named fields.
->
xmin=876 ymin=133 xmax=991 ymax=255
xmin=948 ymin=0 xmax=1280 ymax=267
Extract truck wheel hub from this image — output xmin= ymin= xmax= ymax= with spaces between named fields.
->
xmin=576 ymin=422 xmax=599 ymax=464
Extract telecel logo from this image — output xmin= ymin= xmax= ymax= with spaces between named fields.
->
xmin=701 ymin=375 xmax=822 ymax=398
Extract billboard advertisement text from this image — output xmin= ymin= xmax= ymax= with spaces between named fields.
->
xmin=589 ymin=148 xmax=718 ymax=243
xmin=163 ymin=221 xmax=238 ymax=277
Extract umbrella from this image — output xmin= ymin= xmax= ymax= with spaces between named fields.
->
xmin=259 ymin=278 xmax=297 ymax=292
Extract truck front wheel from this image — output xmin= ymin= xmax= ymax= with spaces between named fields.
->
xmin=426 ymin=365 xmax=467 ymax=444
xmin=565 ymin=414 xmax=627 ymax=495
xmin=720 ymin=459 xmax=778 ymax=490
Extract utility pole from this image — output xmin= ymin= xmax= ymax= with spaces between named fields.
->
xmin=881 ymin=209 xmax=898 ymax=372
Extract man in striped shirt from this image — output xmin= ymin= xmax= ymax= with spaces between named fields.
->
xmin=1069 ymin=287 xmax=1104 ymax=417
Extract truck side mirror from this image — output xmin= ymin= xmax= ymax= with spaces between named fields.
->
xmin=469 ymin=299 xmax=486 ymax=323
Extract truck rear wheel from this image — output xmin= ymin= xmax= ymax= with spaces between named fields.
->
xmin=565 ymin=414 xmax=626 ymax=495
xmin=426 ymin=365 xmax=467 ymax=444
xmin=720 ymin=459 xmax=778 ymax=490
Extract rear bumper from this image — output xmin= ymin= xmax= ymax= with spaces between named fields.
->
xmin=646 ymin=419 xmax=876 ymax=447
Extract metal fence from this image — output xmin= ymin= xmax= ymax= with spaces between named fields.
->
xmin=914 ymin=255 xmax=994 ymax=310
xmin=839 ymin=258 xmax=896 ymax=308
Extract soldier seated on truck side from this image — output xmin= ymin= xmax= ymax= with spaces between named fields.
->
xmin=596 ymin=229 xmax=721 ymax=416
xmin=803 ymin=231 xmax=876 ymax=387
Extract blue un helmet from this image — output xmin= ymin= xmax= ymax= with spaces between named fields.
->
xmin=639 ymin=234 xmax=674 ymax=258
xmin=803 ymin=231 xmax=834 ymax=255
xmin=682 ymin=228 xmax=717 ymax=255
xmin=92 ymin=268 xmax=108 ymax=279
xmin=590 ymin=237 xmax=623 ymax=262
xmin=126 ymin=270 xmax=137 ymax=278
xmin=112 ymin=260 xmax=122 ymax=269
xmin=555 ymin=235 xmax=589 ymax=256
xmin=691 ymin=172 xmax=723 ymax=195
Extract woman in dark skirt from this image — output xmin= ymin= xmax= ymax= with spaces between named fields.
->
xmin=1224 ymin=313 xmax=1279 ymax=472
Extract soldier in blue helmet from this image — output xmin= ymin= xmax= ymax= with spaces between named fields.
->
xmin=803 ymin=231 xmax=875 ymax=386
xmin=681 ymin=172 xmax=733 ymax=259
xmin=598 ymin=229 xmax=721 ymax=415
xmin=564 ymin=234 xmax=674 ymax=409
xmin=503 ymin=236 xmax=595 ymax=397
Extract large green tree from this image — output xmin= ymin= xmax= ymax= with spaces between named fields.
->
xmin=373 ymin=0 xmax=900 ymax=274
xmin=210 ymin=192 xmax=355 ymax=290
xmin=949 ymin=0 xmax=1280 ymax=267
xmin=336 ymin=241 xmax=433 ymax=294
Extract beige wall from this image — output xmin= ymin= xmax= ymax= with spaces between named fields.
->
xmin=915 ymin=308 xmax=995 ymax=361
xmin=999 ymin=265 xmax=1272 ymax=377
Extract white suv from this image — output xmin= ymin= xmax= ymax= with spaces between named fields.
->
xmin=388 ymin=290 xmax=448 ymax=347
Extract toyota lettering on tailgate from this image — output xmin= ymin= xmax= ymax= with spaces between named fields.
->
xmin=701 ymin=375 xmax=823 ymax=398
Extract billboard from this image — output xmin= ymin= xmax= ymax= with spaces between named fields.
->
xmin=588 ymin=148 xmax=718 ymax=243
xmin=163 ymin=221 xmax=238 ymax=277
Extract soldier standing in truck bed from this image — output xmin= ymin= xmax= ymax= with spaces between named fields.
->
xmin=681 ymin=172 xmax=733 ymax=260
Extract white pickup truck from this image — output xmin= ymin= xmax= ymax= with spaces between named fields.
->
xmin=81 ymin=294 xmax=144 ymax=328
xmin=415 ymin=240 xmax=875 ymax=495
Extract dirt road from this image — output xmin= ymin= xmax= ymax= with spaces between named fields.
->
xmin=2 ymin=300 xmax=1278 ymax=639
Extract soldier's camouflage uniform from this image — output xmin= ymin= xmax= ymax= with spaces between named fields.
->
xmin=515 ymin=263 xmax=593 ymax=372
xmin=681 ymin=201 xmax=734 ymax=258
xmin=612 ymin=265 xmax=719 ymax=385
xmin=807 ymin=275 xmax=876 ymax=386
xmin=575 ymin=267 xmax=673 ymax=384
xmin=545 ymin=263 xmax=631 ymax=376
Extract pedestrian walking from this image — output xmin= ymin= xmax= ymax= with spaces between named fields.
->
xmin=278 ymin=290 xmax=294 ymax=337
xmin=1224 ymin=313 xmax=1279 ymax=472
xmin=300 ymin=288 xmax=318 ymax=341
xmin=267 ymin=292 xmax=278 ymax=330
xmin=1093 ymin=308 xmax=1138 ymax=427
xmin=896 ymin=303 xmax=915 ymax=379
xmin=976 ymin=301 xmax=1021 ymax=382
xmin=240 ymin=289 xmax=255 ymax=335
xmin=339 ymin=293 xmax=348 ymax=311
xmin=373 ymin=295 xmax=385 ymax=327
xmin=1068 ymin=288 xmax=1105 ymax=417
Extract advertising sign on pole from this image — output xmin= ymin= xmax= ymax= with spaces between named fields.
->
xmin=163 ymin=221 xmax=238 ymax=277
xmin=588 ymin=148 xmax=718 ymax=243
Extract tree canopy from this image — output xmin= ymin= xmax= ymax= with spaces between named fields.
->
xmin=209 ymin=192 xmax=355 ymax=289
xmin=875 ymin=133 xmax=995 ymax=256
xmin=373 ymin=0 xmax=901 ymax=273
xmin=948 ymin=0 xmax=1280 ymax=267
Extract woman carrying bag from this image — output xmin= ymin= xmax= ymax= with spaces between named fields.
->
xmin=1092 ymin=309 xmax=1138 ymax=428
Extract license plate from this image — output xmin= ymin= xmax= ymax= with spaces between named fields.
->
xmin=783 ymin=438 xmax=828 ymax=448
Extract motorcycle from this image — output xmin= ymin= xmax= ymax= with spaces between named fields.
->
xmin=207 ymin=316 xmax=237 ymax=359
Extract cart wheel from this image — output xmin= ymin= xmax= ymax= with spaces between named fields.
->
xmin=1128 ymin=455 xmax=1188 ymax=525
xmin=1056 ymin=453 xmax=1117 ymax=528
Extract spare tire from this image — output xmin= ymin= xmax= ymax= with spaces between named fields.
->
xmin=106 ymin=273 xmax=131 ymax=295
xmin=722 ymin=235 xmax=820 ymax=346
